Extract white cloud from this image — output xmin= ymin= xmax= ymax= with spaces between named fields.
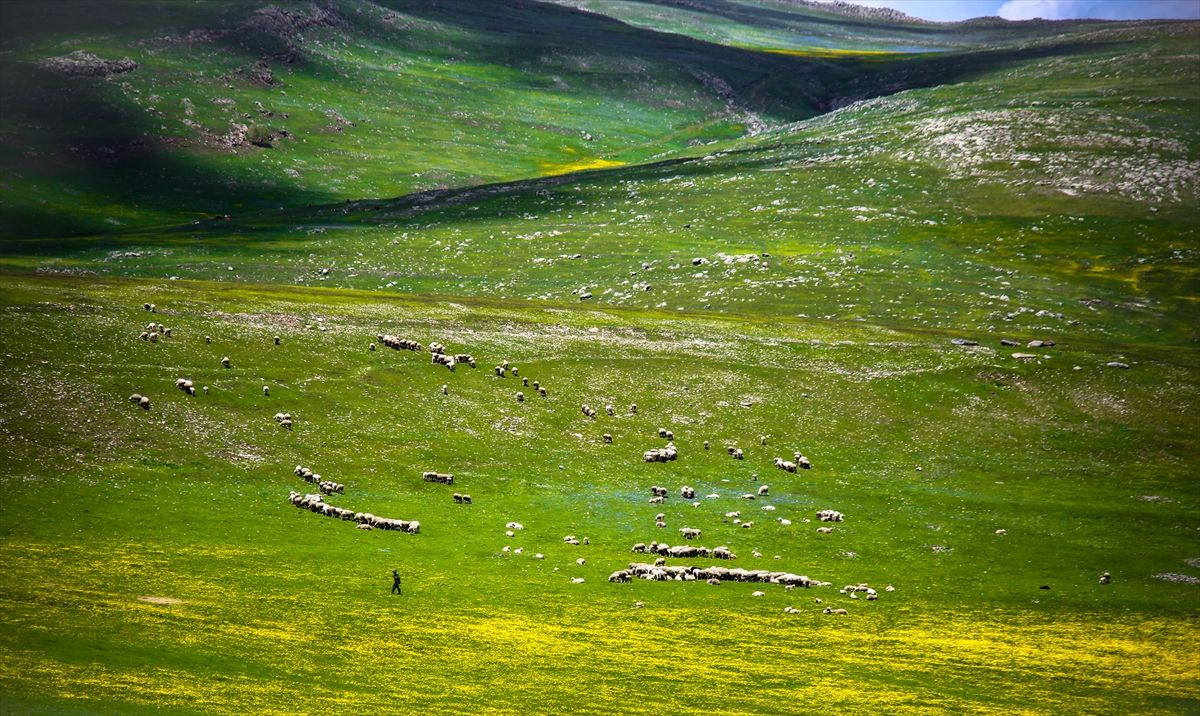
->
xmin=997 ymin=0 xmax=1200 ymax=21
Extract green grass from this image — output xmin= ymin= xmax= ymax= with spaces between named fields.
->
xmin=0 ymin=1 xmax=1198 ymax=713
xmin=0 ymin=275 xmax=1196 ymax=713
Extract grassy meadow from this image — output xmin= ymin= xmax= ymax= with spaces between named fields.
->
xmin=0 ymin=0 xmax=1197 ymax=713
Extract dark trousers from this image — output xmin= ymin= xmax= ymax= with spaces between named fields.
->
xmin=392 ymin=581 xmax=401 ymax=594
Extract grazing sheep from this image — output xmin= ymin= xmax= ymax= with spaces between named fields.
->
xmin=603 ymin=433 xmax=613 ymax=444
xmin=643 ymin=445 xmax=677 ymax=463
xmin=741 ymin=521 xmax=754 ymax=529
xmin=357 ymin=523 xmax=373 ymax=531
xmin=707 ymin=578 xmax=721 ymax=586
xmin=163 ymin=327 xmax=171 ymax=337
xmin=816 ymin=510 xmax=844 ymax=522
xmin=1100 ymin=571 xmax=1111 ymax=585
xmin=129 ymin=393 xmax=142 ymax=404
xmin=609 ymin=570 xmax=631 ymax=583
xmin=655 ymin=521 xmax=667 ymax=528
xmin=516 ymin=392 xmax=524 ymax=402
xmin=506 ymin=522 xmax=524 ymax=531
xmin=650 ymin=486 xmax=669 ymax=498
xmin=205 ymin=336 xmax=211 ymax=344
xmin=725 ymin=511 xmax=741 ymax=519
xmin=522 ymin=377 xmax=529 ymax=386
xmin=630 ymin=403 xmax=637 ymax=414
xmin=679 ymin=527 xmax=701 ymax=540
xmin=816 ymin=527 xmax=834 ymax=534
xmin=654 ymin=512 xmax=666 ymax=521
xmin=576 ymin=558 xmax=586 ymax=566
xmin=564 ymin=535 xmax=581 ymax=545
xmin=703 ymin=440 xmax=710 ymax=450
xmin=138 ymin=396 xmax=151 ymax=409
xmin=263 ymin=386 xmax=270 ymax=396
xmin=454 ymin=493 xmax=463 ymax=504
xmin=794 ymin=453 xmax=812 ymax=469
xmin=462 ymin=495 xmax=472 ymax=504
xmin=274 ymin=336 xmax=281 ymax=345
xmin=752 ymin=591 xmax=766 ymax=597
xmin=680 ymin=486 xmax=695 ymax=499
xmin=495 ymin=366 xmax=506 ymax=377
xmin=605 ymin=404 xmax=614 ymax=416
xmin=658 ymin=427 xmax=668 ymax=438
xmin=538 ymin=387 xmax=548 ymax=397
xmin=665 ymin=430 xmax=674 ymax=441
xmin=149 ymin=332 xmax=158 ymax=343
xmin=422 ymin=471 xmax=454 ymax=485
xmin=758 ymin=485 xmax=769 ymax=496
xmin=823 ymin=608 xmax=848 ymax=615
xmin=778 ymin=518 xmax=792 ymax=526
xmin=369 ymin=342 xmax=376 ymax=351
xmin=221 ymin=356 xmax=231 ymax=368
xmin=740 ymin=493 xmax=756 ymax=500
xmin=760 ymin=435 xmax=767 ymax=446
xmin=995 ymin=528 xmax=1007 ymax=536
xmin=442 ymin=384 xmax=449 ymax=395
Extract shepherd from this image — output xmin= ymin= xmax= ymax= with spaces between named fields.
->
xmin=391 ymin=569 xmax=402 ymax=595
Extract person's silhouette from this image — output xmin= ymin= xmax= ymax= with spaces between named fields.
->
xmin=391 ymin=569 xmax=402 ymax=595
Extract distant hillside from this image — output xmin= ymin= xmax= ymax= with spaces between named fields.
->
xmin=0 ymin=0 xmax=1145 ymax=240
xmin=547 ymin=0 xmax=1101 ymax=51
xmin=0 ymin=0 xmax=926 ymax=238
xmin=4 ymin=17 xmax=1195 ymax=345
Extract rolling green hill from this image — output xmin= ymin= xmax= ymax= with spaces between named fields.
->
xmin=0 ymin=1 xmax=1197 ymax=714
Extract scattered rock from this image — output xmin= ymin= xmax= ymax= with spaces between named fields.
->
xmin=37 ymin=51 xmax=137 ymax=77
xmin=1154 ymin=573 xmax=1200 ymax=585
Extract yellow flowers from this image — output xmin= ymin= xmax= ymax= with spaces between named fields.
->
xmin=538 ymin=158 xmax=626 ymax=176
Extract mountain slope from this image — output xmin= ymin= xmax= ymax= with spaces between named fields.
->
xmin=7 ymin=19 xmax=1196 ymax=344
xmin=0 ymin=0 xmax=906 ymax=238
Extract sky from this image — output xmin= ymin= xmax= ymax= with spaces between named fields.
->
xmin=833 ymin=0 xmax=1200 ymax=22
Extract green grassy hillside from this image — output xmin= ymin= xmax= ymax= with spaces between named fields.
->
xmin=0 ymin=1 xmax=1197 ymax=714
xmin=0 ymin=0 xmax=927 ymax=238
xmin=0 ymin=276 xmax=1196 ymax=713
xmin=6 ymin=19 xmax=1196 ymax=344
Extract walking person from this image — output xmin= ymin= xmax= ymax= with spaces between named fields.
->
xmin=391 ymin=569 xmax=402 ymax=595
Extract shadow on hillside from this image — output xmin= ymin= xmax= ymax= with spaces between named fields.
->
xmin=0 ymin=0 xmax=1127 ymax=245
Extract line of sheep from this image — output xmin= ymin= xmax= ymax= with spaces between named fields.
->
xmin=611 ymin=563 xmax=813 ymax=587
xmin=273 ymin=412 xmax=294 ymax=430
xmin=288 ymin=491 xmax=420 ymax=533
xmin=631 ymin=542 xmax=734 ymax=559
xmin=378 ymin=335 xmax=422 ymax=352
xmin=294 ymin=465 xmax=343 ymax=494
xmin=422 ymin=471 xmax=454 ymax=485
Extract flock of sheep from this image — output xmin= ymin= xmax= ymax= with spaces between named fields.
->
xmin=294 ymin=465 xmax=344 ymax=495
xmin=128 ymin=301 xmax=870 ymax=613
xmin=289 ymin=490 xmax=420 ymax=533
xmin=611 ymin=563 xmax=814 ymax=587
